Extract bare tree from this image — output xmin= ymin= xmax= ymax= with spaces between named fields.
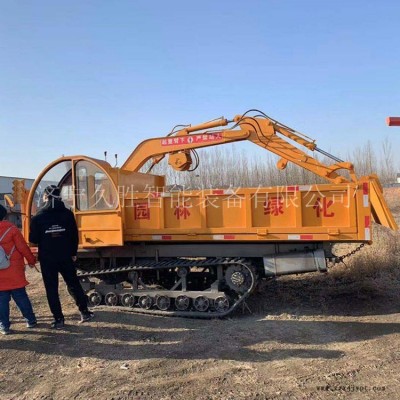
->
xmin=142 ymin=139 xmax=398 ymax=189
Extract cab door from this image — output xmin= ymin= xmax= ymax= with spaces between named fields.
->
xmin=74 ymin=159 xmax=123 ymax=247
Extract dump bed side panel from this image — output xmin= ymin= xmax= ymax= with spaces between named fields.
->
xmin=123 ymin=183 xmax=374 ymax=242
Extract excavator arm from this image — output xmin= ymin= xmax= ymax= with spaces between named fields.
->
xmin=122 ymin=110 xmax=356 ymax=184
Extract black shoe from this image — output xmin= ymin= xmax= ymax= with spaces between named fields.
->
xmin=80 ymin=311 xmax=94 ymax=323
xmin=0 ymin=327 xmax=11 ymax=335
xmin=50 ymin=318 xmax=65 ymax=329
xmin=27 ymin=320 xmax=37 ymax=329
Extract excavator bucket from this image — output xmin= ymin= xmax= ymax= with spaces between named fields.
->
xmin=366 ymin=175 xmax=398 ymax=230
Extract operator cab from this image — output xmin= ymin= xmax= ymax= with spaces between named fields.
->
xmin=31 ymin=159 xmax=119 ymax=215
xmin=29 ymin=157 xmax=123 ymax=247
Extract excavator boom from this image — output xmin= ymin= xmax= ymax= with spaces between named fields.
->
xmin=122 ymin=110 xmax=356 ymax=184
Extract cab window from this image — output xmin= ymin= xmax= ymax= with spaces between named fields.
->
xmin=31 ymin=160 xmax=73 ymax=216
xmin=75 ymin=161 xmax=118 ymax=211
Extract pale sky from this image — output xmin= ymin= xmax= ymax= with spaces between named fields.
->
xmin=1 ymin=0 xmax=400 ymax=178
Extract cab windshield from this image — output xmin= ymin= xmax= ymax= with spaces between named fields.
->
xmin=31 ymin=161 xmax=73 ymax=216
xmin=31 ymin=159 xmax=119 ymax=216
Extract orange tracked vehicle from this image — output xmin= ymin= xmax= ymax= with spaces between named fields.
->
xmin=12 ymin=110 xmax=397 ymax=317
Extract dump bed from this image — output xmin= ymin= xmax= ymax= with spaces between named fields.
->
xmin=122 ymin=177 xmax=396 ymax=243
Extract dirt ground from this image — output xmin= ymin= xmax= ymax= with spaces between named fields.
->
xmin=1 ymin=263 xmax=399 ymax=400
xmin=2 ymin=189 xmax=400 ymax=400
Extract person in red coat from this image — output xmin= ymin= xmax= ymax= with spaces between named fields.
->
xmin=0 ymin=205 xmax=37 ymax=335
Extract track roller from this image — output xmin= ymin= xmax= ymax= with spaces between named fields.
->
xmin=88 ymin=291 xmax=102 ymax=307
xmin=138 ymin=295 xmax=153 ymax=310
xmin=155 ymin=295 xmax=171 ymax=311
xmin=193 ymin=296 xmax=210 ymax=312
xmin=121 ymin=293 xmax=136 ymax=308
xmin=175 ymin=295 xmax=190 ymax=311
xmin=105 ymin=292 xmax=119 ymax=306
xmin=214 ymin=295 xmax=230 ymax=312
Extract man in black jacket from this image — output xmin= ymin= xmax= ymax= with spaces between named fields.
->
xmin=29 ymin=185 xmax=94 ymax=329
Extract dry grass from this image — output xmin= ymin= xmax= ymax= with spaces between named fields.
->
xmin=383 ymin=187 xmax=400 ymax=214
xmin=325 ymin=192 xmax=400 ymax=300
xmin=249 ymin=220 xmax=400 ymax=316
xmin=326 ymin=225 xmax=400 ymax=299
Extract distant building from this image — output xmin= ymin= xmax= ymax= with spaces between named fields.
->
xmin=0 ymin=176 xmax=34 ymax=227
xmin=397 ymin=173 xmax=400 ymax=184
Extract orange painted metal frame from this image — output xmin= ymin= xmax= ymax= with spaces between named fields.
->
xmin=21 ymin=113 xmax=397 ymax=249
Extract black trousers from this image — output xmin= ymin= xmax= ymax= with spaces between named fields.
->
xmin=40 ymin=259 xmax=88 ymax=320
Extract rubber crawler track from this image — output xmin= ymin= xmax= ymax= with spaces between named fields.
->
xmin=77 ymin=257 xmax=258 ymax=318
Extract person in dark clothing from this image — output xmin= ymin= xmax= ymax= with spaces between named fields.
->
xmin=29 ymin=185 xmax=94 ymax=329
